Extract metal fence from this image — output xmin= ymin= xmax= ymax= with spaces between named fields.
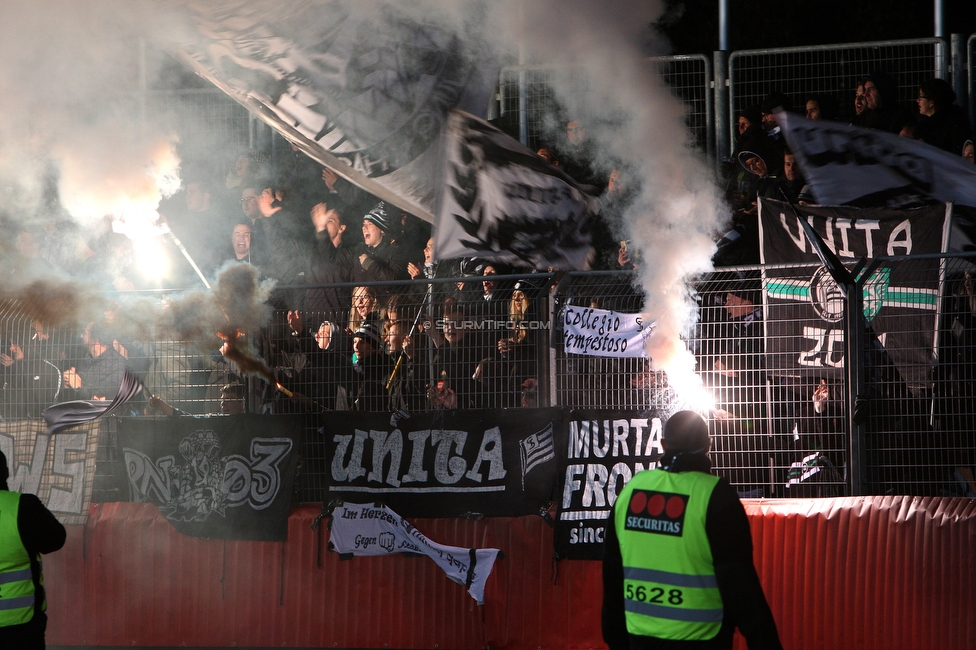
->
xmin=498 ymin=56 xmax=713 ymax=155
xmin=124 ymin=35 xmax=973 ymax=189
xmin=969 ymin=33 xmax=976 ymax=131
xmin=728 ymin=38 xmax=948 ymax=157
xmin=142 ymin=87 xmax=255 ymax=167
xmin=647 ymin=54 xmax=714 ymax=157
xmin=497 ymin=37 xmax=965 ymax=166
xmin=4 ymin=262 xmax=974 ymax=501
xmin=863 ymin=254 xmax=976 ymax=497
xmin=497 ymin=65 xmax=560 ymax=151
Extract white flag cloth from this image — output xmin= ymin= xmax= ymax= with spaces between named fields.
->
xmin=776 ymin=110 xmax=976 ymax=208
xmin=434 ymin=110 xmax=594 ymax=269
xmin=562 ymin=305 xmax=653 ymax=358
xmin=329 ymin=502 xmax=500 ymax=605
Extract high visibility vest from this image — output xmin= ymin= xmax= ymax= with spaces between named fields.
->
xmin=614 ymin=469 xmax=724 ymax=641
xmin=0 ymin=491 xmax=40 ymax=627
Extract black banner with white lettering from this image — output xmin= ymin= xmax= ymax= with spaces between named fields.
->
xmin=117 ymin=415 xmax=303 ymax=541
xmin=320 ymin=408 xmax=561 ymax=518
xmin=554 ymin=409 xmax=665 ymax=560
xmin=759 ymin=198 xmax=949 ymax=385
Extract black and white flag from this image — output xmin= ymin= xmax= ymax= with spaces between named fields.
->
xmin=519 ymin=423 xmax=554 ymax=489
xmin=175 ymin=1 xmax=497 ymax=221
xmin=118 ymin=414 xmax=302 ymax=541
xmin=776 ymin=110 xmax=976 ymax=208
xmin=434 ymin=110 xmax=594 ymax=269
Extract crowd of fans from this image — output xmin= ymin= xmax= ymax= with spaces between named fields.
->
xmin=719 ymin=73 xmax=975 ymax=265
xmin=0 ymin=70 xmax=972 ymax=423
xmin=0 ymin=113 xmax=633 ymax=417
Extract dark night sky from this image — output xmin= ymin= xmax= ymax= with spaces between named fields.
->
xmin=656 ymin=0 xmax=976 ymax=54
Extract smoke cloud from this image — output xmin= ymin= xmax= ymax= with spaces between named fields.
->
xmin=0 ymin=1 xmax=183 ymax=227
xmin=0 ymin=0 xmax=725 ymax=405
xmin=507 ymin=1 xmax=725 ymax=407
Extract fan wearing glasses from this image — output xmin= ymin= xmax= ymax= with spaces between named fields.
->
xmin=914 ymin=78 xmax=973 ymax=156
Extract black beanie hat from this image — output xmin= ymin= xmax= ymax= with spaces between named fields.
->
xmin=663 ymin=411 xmax=710 ymax=454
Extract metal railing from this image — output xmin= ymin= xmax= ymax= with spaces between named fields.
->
xmin=496 ymin=36 xmax=969 ymax=168
xmin=498 ymin=65 xmax=560 ymax=151
xmin=647 ymin=54 xmax=714 ymax=157
xmin=4 ymin=262 xmax=973 ymax=501
xmin=498 ymin=56 xmax=713 ymax=156
xmin=728 ymin=38 xmax=948 ymax=157
xmin=969 ymin=33 xmax=976 ymax=132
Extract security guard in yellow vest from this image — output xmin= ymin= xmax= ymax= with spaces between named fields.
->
xmin=0 ymin=451 xmax=66 ymax=649
xmin=602 ymin=411 xmax=782 ymax=649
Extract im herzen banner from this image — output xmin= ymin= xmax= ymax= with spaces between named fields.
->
xmin=329 ymin=501 xmax=501 ymax=604
xmin=758 ymin=198 xmax=949 ymax=385
xmin=554 ymin=409 xmax=666 ymax=560
xmin=321 ymin=408 xmax=560 ymax=518
xmin=118 ymin=414 xmax=303 ymax=541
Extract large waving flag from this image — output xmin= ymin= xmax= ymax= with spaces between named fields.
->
xmin=173 ymin=0 xmax=498 ymax=221
xmin=43 ymin=368 xmax=144 ymax=435
xmin=434 ymin=110 xmax=594 ymax=269
xmin=776 ymin=110 xmax=976 ymax=208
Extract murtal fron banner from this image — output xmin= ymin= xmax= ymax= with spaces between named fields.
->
xmin=759 ymin=197 xmax=949 ymax=385
xmin=554 ymin=409 xmax=665 ymax=560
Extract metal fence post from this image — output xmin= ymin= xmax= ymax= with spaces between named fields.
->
xmin=546 ymin=283 xmax=557 ymax=408
xmin=518 ymin=68 xmax=529 ymax=147
xmin=969 ymin=34 xmax=976 ymax=136
xmin=713 ymin=49 xmax=730 ymax=169
xmin=845 ymin=276 xmax=867 ymax=496
xmin=951 ymin=34 xmax=968 ymax=116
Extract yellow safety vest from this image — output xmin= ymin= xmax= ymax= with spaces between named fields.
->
xmin=614 ymin=469 xmax=724 ymax=641
xmin=0 ymin=491 xmax=40 ymax=627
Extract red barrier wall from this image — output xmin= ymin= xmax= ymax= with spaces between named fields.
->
xmin=44 ymin=497 xmax=975 ymax=649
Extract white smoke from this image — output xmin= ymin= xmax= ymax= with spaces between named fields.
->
xmin=0 ymin=0 xmax=725 ymax=408
xmin=507 ymin=0 xmax=726 ymax=409
xmin=0 ymin=0 xmax=182 ymax=237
